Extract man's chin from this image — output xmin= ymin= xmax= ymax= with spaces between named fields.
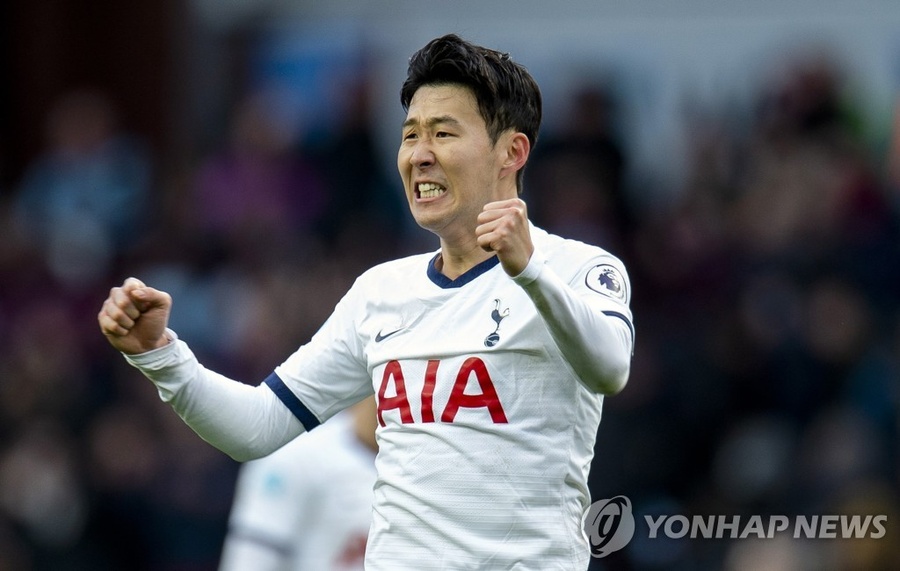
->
xmin=411 ymin=210 xmax=444 ymax=232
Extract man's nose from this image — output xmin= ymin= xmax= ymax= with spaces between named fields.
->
xmin=409 ymin=140 xmax=435 ymax=169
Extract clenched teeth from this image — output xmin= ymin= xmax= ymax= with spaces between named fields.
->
xmin=417 ymin=183 xmax=446 ymax=199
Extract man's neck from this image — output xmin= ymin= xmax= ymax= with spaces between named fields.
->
xmin=435 ymin=240 xmax=496 ymax=280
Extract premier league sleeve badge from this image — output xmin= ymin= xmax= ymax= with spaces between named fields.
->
xmin=585 ymin=264 xmax=628 ymax=302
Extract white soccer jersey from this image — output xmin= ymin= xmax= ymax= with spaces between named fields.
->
xmin=266 ymin=225 xmax=634 ymax=570
xmin=219 ymin=412 xmax=376 ymax=571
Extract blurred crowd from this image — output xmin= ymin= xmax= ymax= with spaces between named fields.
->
xmin=582 ymin=53 xmax=900 ymax=569
xmin=0 ymin=40 xmax=898 ymax=571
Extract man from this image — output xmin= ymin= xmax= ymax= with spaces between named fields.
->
xmin=99 ymin=34 xmax=634 ymax=570
xmin=218 ymin=398 xmax=377 ymax=571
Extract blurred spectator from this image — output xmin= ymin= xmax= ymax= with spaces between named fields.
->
xmin=312 ymin=74 xmax=410 ymax=262
xmin=11 ymin=88 xmax=153 ymax=289
xmin=191 ymin=89 xmax=329 ymax=267
xmin=728 ymin=51 xmax=891 ymax=264
xmin=82 ymin=402 xmax=164 ymax=570
xmin=528 ymin=85 xmax=630 ymax=253
xmin=887 ymin=96 xmax=900 ymax=195
xmin=0 ymin=418 xmax=88 ymax=568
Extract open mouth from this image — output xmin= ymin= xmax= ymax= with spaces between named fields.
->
xmin=416 ymin=182 xmax=446 ymax=199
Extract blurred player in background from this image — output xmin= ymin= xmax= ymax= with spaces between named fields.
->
xmin=218 ymin=397 xmax=377 ymax=571
xmin=99 ymin=34 xmax=634 ymax=570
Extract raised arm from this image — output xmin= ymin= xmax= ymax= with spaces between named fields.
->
xmin=477 ymin=200 xmax=633 ymax=395
xmin=513 ymin=254 xmax=633 ymax=395
xmin=98 ymin=278 xmax=304 ymax=461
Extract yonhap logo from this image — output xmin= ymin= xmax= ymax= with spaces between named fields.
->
xmin=583 ymin=495 xmax=635 ymax=558
xmin=582 ymin=494 xmax=889 ymax=559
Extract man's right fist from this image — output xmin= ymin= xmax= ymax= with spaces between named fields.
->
xmin=98 ymin=277 xmax=173 ymax=355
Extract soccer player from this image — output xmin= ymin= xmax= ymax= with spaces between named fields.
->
xmin=218 ymin=397 xmax=377 ymax=571
xmin=98 ymin=34 xmax=635 ymax=570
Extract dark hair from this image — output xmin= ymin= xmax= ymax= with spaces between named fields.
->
xmin=401 ymin=34 xmax=542 ymax=190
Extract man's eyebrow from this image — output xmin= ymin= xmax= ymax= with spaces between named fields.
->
xmin=402 ymin=115 xmax=462 ymax=130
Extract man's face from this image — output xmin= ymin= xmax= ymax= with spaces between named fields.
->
xmin=398 ymin=84 xmax=514 ymax=242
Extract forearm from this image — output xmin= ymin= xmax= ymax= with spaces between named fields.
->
xmin=514 ymin=253 xmax=633 ymax=395
xmin=123 ymin=331 xmax=305 ymax=461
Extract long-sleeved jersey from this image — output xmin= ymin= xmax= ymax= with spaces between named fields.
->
xmin=126 ymin=225 xmax=634 ymax=570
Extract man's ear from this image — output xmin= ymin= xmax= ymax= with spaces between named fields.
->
xmin=499 ymin=132 xmax=531 ymax=178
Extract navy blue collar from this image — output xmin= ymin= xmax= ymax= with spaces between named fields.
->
xmin=427 ymin=253 xmax=500 ymax=289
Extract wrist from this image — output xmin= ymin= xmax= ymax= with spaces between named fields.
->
xmin=128 ymin=329 xmax=177 ymax=355
xmin=511 ymin=248 xmax=545 ymax=284
xmin=153 ymin=330 xmax=173 ymax=350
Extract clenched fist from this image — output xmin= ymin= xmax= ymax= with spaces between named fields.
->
xmin=476 ymin=198 xmax=534 ymax=277
xmin=98 ymin=277 xmax=172 ymax=355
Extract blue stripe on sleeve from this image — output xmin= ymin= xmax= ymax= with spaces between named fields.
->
xmin=602 ymin=310 xmax=636 ymax=349
xmin=263 ymin=372 xmax=321 ymax=432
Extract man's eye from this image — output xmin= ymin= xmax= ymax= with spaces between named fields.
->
xmin=435 ymin=131 xmax=451 ymax=138
xmin=403 ymin=132 xmax=417 ymax=141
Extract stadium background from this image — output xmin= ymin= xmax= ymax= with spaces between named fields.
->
xmin=1 ymin=1 xmax=899 ymax=568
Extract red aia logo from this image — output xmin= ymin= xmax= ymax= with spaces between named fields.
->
xmin=377 ymin=358 xmax=508 ymax=425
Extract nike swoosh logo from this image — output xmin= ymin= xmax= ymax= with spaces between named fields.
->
xmin=375 ymin=328 xmax=404 ymax=342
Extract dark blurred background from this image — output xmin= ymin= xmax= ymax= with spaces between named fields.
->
xmin=1 ymin=1 xmax=899 ymax=569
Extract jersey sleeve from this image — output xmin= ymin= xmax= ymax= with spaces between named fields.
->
xmin=267 ymin=277 xmax=374 ymax=426
xmin=123 ymin=329 xmax=304 ymax=462
xmin=513 ymin=247 xmax=634 ymax=395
